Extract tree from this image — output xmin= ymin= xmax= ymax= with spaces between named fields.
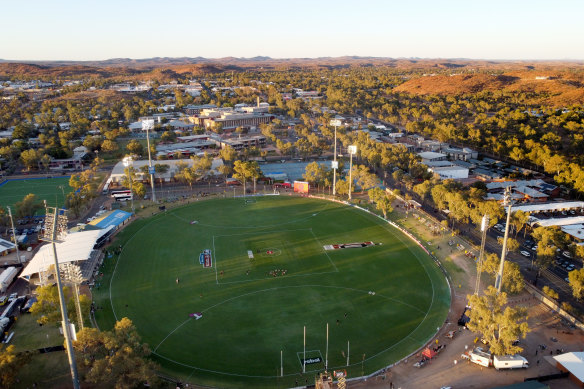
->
xmin=502 ymin=262 xmax=524 ymax=294
xmin=233 ymin=160 xmax=261 ymax=193
xmin=510 ymin=210 xmax=529 ymax=237
xmin=14 ymin=194 xmax=42 ymax=219
xmin=376 ymin=195 xmax=394 ymax=219
xmin=0 ymin=345 xmax=33 ymax=388
xmin=101 ymin=139 xmax=119 ymax=153
xmin=542 ymin=286 xmax=559 ymax=300
xmin=568 ymin=268 xmax=584 ymax=300
xmin=20 ymin=149 xmax=42 ymax=171
xmin=74 ymin=318 xmax=159 ymax=388
xmin=466 ymin=286 xmax=529 ymax=356
xmin=220 ymin=146 xmax=237 ymax=165
xmin=126 ymin=139 xmax=144 ymax=156
xmin=304 ymin=162 xmax=325 ymax=189
xmin=497 ymin=237 xmax=519 ymax=254
xmin=368 ymin=187 xmax=385 ymax=204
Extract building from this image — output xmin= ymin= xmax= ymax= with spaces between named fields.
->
xmin=216 ymin=135 xmax=266 ymax=151
xmin=418 ymin=151 xmax=447 ymax=163
xmin=553 ymin=352 xmax=584 ymax=387
xmin=110 ymin=158 xmax=224 ymax=184
xmin=428 ymin=166 xmax=469 ymax=180
xmin=184 ymin=104 xmax=217 ymax=115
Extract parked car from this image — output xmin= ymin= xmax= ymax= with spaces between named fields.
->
xmin=520 ymin=251 xmax=531 ymax=258
xmin=567 ymin=264 xmax=575 ymax=271
xmin=562 ymin=251 xmax=572 ymax=259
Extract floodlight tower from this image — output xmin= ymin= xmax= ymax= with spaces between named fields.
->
xmin=142 ymin=119 xmax=157 ymax=202
xmin=474 ymin=214 xmax=489 ymax=295
xmin=495 ymin=187 xmax=514 ymax=293
xmin=122 ymin=156 xmax=135 ymax=214
xmin=60 ymin=263 xmax=85 ymax=330
xmin=347 ymin=145 xmax=357 ymax=200
xmin=330 ymin=119 xmax=341 ymax=196
xmin=41 ymin=203 xmax=80 ymax=389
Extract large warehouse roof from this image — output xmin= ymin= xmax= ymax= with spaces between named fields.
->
xmin=21 ymin=229 xmax=102 ymax=277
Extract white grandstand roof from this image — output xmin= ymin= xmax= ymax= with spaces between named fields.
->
xmin=507 ymin=201 xmax=584 ymax=214
xmin=21 ymin=229 xmax=102 ymax=277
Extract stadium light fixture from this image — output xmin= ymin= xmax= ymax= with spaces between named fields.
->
xmin=41 ymin=203 xmax=80 ymax=389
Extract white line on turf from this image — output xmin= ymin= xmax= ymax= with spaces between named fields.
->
xmin=154 ymin=283 xmax=426 ymax=363
xmin=308 ymin=228 xmax=338 ymax=272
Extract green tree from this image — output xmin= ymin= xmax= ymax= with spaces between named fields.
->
xmin=502 ymin=262 xmax=524 ymax=294
xmin=220 ymin=145 xmax=237 ymax=165
xmin=542 ymin=286 xmax=559 ymax=300
xmin=568 ymin=268 xmax=584 ymax=300
xmin=20 ymin=149 xmax=42 ymax=171
xmin=0 ymin=345 xmax=33 ymax=388
xmin=14 ymin=194 xmax=42 ymax=219
xmin=376 ymin=195 xmax=394 ymax=219
xmin=126 ymin=139 xmax=144 ymax=156
xmin=74 ymin=318 xmax=159 ymax=388
xmin=101 ymin=139 xmax=119 ymax=153
xmin=466 ymin=286 xmax=529 ymax=356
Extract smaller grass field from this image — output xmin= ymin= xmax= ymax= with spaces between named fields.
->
xmin=0 ymin=177 xmax=72 ymax=210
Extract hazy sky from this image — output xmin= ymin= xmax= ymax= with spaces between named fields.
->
xmin=1 ymin=0 xmax=583 ymax=61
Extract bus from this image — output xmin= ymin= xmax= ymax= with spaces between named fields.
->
xmin=112 ymin=193 xmax=133 ymax=202
xmin=111 ymin=190 xmax=131 ymax=198
xmin=102 ymin=177 xmax=112 ymax=194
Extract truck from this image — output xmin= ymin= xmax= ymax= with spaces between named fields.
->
xmin=461 ymin=347 xmax=492 ymax=367
xmin=493 ymin=355 xmax=529 ymax=370
xmin=0 ymin=267 xmax=19 ymax=293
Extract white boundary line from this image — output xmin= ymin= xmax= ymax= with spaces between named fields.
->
xmin=108 ymin=196 xmax=449 ymax=379
xmin=152 ymin=283 xmax=429 ymax=375
xmin=309 ymin=227 xmax=338 ymax=272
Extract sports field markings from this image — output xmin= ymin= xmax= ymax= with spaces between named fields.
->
xmin=347 ymin=207 xmax=448 ymax=364
xmin=167 ymin=199 xmax=333 ymax=230
xmin=296 ymin=350 xmax=324 ymax=368
xmin=213 ymin=228 xmax=338 ymax=285
xmin=309 ymin=228 xmax=338 ymax=272
xmin=153 ymin=283 xmax=428 ymax=375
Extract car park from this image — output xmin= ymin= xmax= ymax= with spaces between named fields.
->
xmin=520 ymin=250 xmax=531 ymax=257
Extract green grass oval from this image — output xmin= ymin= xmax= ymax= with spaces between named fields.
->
xmin=98 ymin=196 xmax=450 ymax=387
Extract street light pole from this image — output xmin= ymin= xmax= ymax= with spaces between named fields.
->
xmin=41 ymin=203 xmax=80 ymax=389
xmin=330 ymin=119 xmax=341 ymax=196
xmin=495 ymin=187 xmax=514 ymax=293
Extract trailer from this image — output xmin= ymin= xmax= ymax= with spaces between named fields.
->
xmin=462 ymin=347 xmax=492 ymax=367
xmin=0 ymin=267 xmax=19 ymax=293
xmin=493 ymin=355 xmax=529 ymax=370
